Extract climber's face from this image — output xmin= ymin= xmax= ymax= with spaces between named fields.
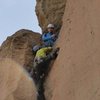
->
xmin=48 ymin=27 xmax=54 ymax=33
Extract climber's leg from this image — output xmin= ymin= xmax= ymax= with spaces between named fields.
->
xmin=36 ymin=59 xmax=52 ymax=100
xmin=37 ymin=74 xmax=46 ymax=100
xmin=37 ymin=91 xmax=45 ymax=100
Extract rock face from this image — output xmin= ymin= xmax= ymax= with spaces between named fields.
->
xmin=0 ymin=29 xmax=41 ymax=72
xmin=1 ymin=0 xmax=100 ymax=100
xmin=35 ymin=0 xmax=67 ymax=32
xmin=0 ymin=58 xmax=36 ymax=100
xmin=45 ymin=0 xmax=100 ymax=100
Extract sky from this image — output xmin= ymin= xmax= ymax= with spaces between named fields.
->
xmin=0 ymin=0 xmax=41 ymax=45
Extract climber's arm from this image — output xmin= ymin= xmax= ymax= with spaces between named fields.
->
xmin=42 ymin=34 xmax=52 ymax=41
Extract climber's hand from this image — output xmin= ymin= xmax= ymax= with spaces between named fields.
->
xmin=51 ymin=47 xmax=60 ymax=59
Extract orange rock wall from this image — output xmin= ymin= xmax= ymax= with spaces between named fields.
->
xmin=0 ymin=58 xmax=36 ymax=100
xmin=36 ymin=0 xmax=67 ymax=32
xmin=45 ymin=0 xmax=100 ymax=100
xmin=0 ymin=29 xmax=41 ymax=71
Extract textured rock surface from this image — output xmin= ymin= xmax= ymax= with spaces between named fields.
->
xmin=1 ymin=0 xmax=100 ymax=100
xmin=0 ymin=58 xmax=36 ymax=100
xmin=45 ymin=0 xmax=100 ymax=100
xmin=36 ymin=0 xmax=67 ymax=32
xmin=0 ymin=29 xmax=41 ymax=72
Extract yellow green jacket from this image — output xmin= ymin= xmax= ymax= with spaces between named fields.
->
xmin=35 ymin=47 xmax=52 ymax=58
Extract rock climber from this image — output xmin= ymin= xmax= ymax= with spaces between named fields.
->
xmin=31 ymin=45 xmax=59 ymax=84
xmin=31 ymin=45 xmax=60 ymax=100
xmin=42 ymin=24 xmax=58 ymax=47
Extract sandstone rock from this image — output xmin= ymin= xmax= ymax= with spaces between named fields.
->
xmin=35 ymin=0 xmax=67 ymax=32
xmin=0 ymin=58 xmax=36 ymax=100
xmin=0 ymin=29 xmax=41 ymax=72
xmin=1 ymin=0 xmax=100 ymax=100
xmin=45 ymin=0 xmax=100 ymax=100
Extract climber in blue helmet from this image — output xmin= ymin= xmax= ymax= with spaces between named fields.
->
xmin=42 ymin=24 xmax=58 ymax=47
